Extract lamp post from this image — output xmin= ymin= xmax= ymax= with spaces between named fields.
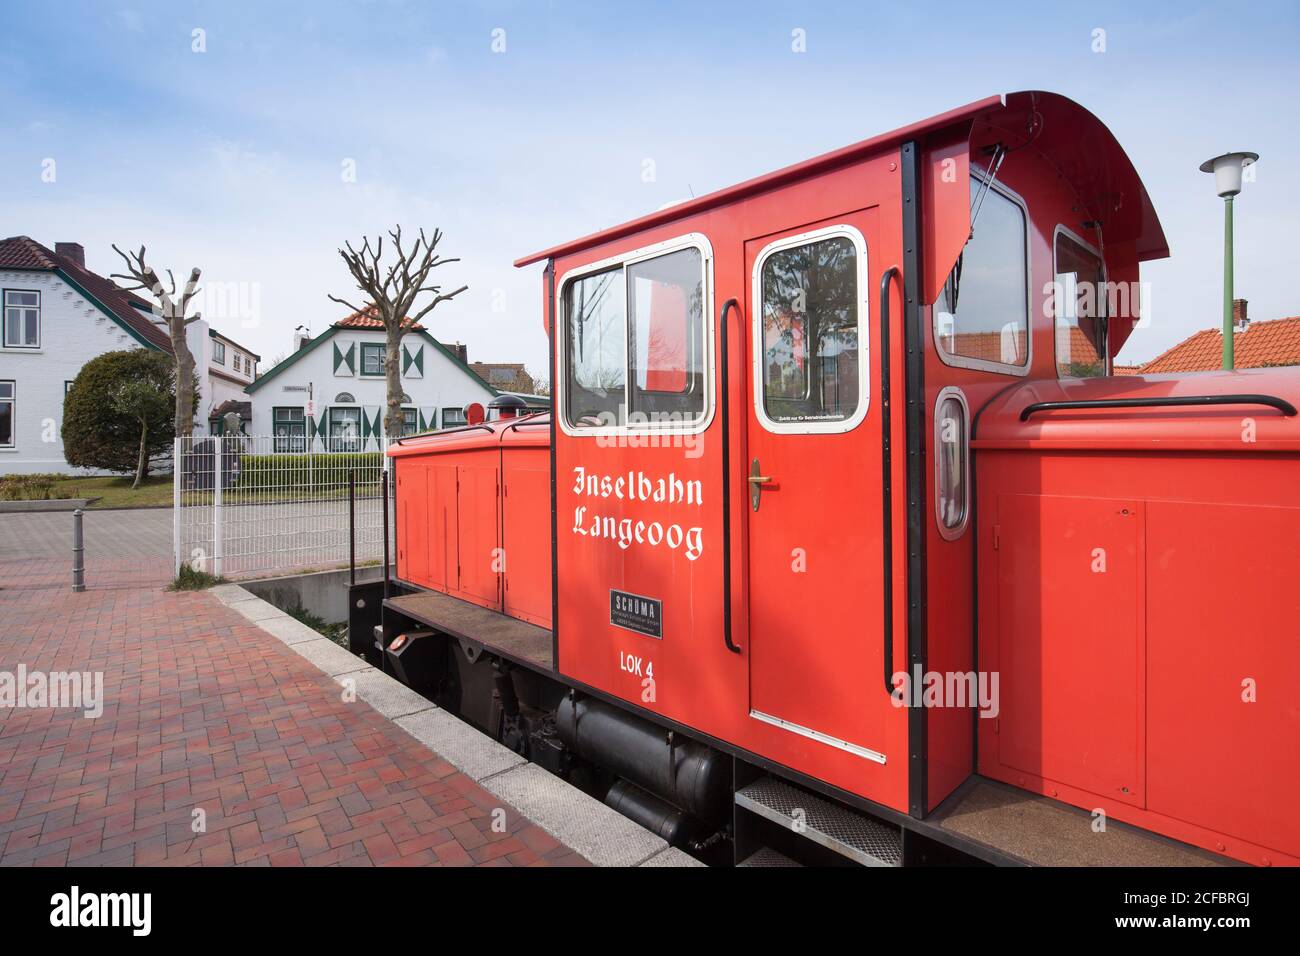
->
xmin=1199 ymin=151 xmax=1258 ymax=369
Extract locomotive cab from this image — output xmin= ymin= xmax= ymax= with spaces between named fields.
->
xmin=379 ymin=91 xmax=1299 ymax=867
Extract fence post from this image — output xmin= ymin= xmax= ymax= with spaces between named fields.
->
xmin=348 ymin=468 xmax=356 ymax=587
xmin=212 ymin=435 xmax=223 ymax=577
xmin=72 ymin=508 xmax=85 ymax=592
xmin=173 ymin=436 xmax=182 ymax=576
xmin=381 ymin=468 xmax=390 ymax=600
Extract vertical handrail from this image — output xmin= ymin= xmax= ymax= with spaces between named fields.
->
xmin=719 ymin=297 xmax=742 ymax=654
xmin=879 ymin=266 xmax=900 ymax=695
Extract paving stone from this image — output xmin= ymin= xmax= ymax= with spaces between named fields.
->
xmin=0 ymin=582 xmax=589 ymax=868
xmin=482 ymin=763 xmax=666 ymax=867
xmin=338 ymin=669 xmax=436 ymax=720
xmin=289 ymin=638 xmax=371 ymax=677
xmin=640 ymin=846 xmax=706 ymax=867
xmin=229 ymin=596 xmax=286 ymax=623
xmin=207 ymin=583 xmax=253 ymax=606
xmin=395 ymin=709 xmax=527 ymax=782
xmin=256 ymin=615 xmax=327 ymax=646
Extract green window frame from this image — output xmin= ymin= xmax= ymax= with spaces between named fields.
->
xmin=441 ymin=406 xmax=466 ymax=429
xmin=273 ymin=406 xmax=306 ymax=453
xmin=360 ymin=343 xmax=385 ymax=377
xmin=329 ymin=406 xmax=362 ymax=451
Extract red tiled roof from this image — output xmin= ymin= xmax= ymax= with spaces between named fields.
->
xmin=0 ymin=236 xmax=59 ymax=270
xmin=333 ymin=304 xmax=425 ymax=331
xmin=1139 ymin=316 xmax=1300 ymax=373
xmin=1113 ymin=365 xmax=1143 ymax=376
xmin=0 ymin=236 xmax=174 ymax=352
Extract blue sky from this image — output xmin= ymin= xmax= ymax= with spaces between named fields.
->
xmin=2 ymin=0 xmax=1298 ymax=373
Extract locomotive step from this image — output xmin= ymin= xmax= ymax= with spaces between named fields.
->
xmin=737 ymin=847 xmax=803 ymax=867
xmin=735 ymin=777 xmax=902 ymax=867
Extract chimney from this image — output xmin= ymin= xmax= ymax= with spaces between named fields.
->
xmin=55 ymin=242 xmax=85 ymax=268
xmin=1233 ymin=298 xmax=1249 ymax=332
xmin=294 ymin=330 xmax=312 ymax=352
xmin=449 ymin=341 xmax=468 ymax=363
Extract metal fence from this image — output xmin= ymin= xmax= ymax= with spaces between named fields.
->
xmin=173 ymin=435 xmax=395 ymax=578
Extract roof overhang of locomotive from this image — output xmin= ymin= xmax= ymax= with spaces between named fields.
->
xmin=516 ymin=90 xmax=1169 ymax=356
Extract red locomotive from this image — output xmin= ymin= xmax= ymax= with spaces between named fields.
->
xmin=360 ymin=91 xmax=1300 ymax=867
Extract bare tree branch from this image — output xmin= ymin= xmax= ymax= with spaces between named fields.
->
xmin=331 ymin=225 xmax=469 ymax=438
xmin=111 ymin=242 xmax=203 ymax=438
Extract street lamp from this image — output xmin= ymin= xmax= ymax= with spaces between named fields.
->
xmin=1199 ymin=151 xmax=1259 ymax=369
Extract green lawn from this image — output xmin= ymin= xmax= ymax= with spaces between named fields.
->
xmin=55 ymin=475 xmax=175 ymax=509
xmin=2 ymin=473 xmax=385 ymax=510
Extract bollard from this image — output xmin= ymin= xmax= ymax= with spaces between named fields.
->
xmin=72 ymin=508 xmax=86 ymax=592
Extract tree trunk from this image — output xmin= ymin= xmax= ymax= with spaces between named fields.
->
xmin=170 ymin=317 xmax=195 ymax=439
xmin=133 ymin=419 xmax=148 ymax=489
xmin=384 ymin=323 xmax=403 ymax=439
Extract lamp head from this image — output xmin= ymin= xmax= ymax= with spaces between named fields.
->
xmin=1199 ymin=151 xmax=1259 ymax=198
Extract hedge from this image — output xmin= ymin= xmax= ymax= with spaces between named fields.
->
xmin=231 ymin=452 xmax=385 ymax=491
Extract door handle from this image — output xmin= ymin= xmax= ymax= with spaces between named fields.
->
xmin=749 ymin=458 xmax=771 ymax=511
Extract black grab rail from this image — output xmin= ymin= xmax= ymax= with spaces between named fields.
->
xmin=879 ymin=267 xmax=900 ymax=696
xmin=1019 ymin=393 xmax=1298 ymax=422
xmin=719 ymin=297 xmax=743 ymax=654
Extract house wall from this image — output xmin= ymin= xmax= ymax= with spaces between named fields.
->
xmin=0 ymin=269 xmax=160 ymax=475
xmin=247 ymin=328 xmax=495 ymax=449
xmin=198 ymin=328 xmax=258 ymax=433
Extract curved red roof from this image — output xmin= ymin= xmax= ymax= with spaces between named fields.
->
xmin=515 ymin=90 xmax=1167 ymax=269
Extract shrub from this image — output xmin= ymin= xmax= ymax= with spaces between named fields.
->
xmin=0 ymin=473 xmax=70 ymax=501
xmin=63 ymin=350 xmax=195 ymax=478
xmin=231 ymin=452 xmax=384 ymax=491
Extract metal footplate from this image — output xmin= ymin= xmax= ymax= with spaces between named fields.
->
xmin=735 ymin=777 xmax=902 ymax=867
xmin=738 ymin=847 xmax=803 ymax=867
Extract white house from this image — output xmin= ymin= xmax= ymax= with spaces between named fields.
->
xmin=0 ymin=236 xmax=177 ymax=475
xmin=0 ymin=235 xmax=266 ymax=474
xmin=198 ymin=327 xmax=259 ymax=435
xmin=244 ymin=307 xmax=500 ymax=451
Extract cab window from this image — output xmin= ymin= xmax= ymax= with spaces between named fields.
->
xmin=1054 ymin=229 xmax=1107 ymax=378
xmin=758 ymin=234 xmax=862 ymax=429
xmin=934 ymin=180 xmax=1029 ymax=373
xmin=562 ymin=238 xmax=709 ymax=431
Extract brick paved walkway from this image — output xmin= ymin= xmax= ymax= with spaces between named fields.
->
xmin=0 ymin=582 xmax=587 ymax=867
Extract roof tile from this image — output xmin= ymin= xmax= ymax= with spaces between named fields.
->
xmin=333 ymin=304 xmax=425 ymax=331
xmin=1139 ymin=317 xmax=1300 ymax=373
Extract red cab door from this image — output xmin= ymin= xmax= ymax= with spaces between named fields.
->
xmin=744 ymin=210 xmax=897 ymax=771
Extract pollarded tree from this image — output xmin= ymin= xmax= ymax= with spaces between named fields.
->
xmin=328 ymin=227 xmax=468 ymax=437
xmin=63 ymin=350 xmax=196 ymax=486
xmin=110 ymin=244 xmax=204 ymax=438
